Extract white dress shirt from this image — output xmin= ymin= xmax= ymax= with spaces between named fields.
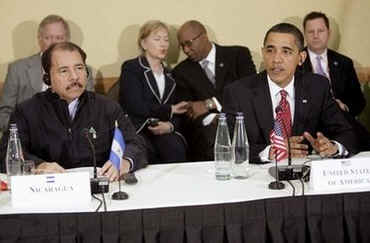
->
xmin=153 ymin=71 xmax=165 ymax=99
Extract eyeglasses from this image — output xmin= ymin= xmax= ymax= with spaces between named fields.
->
xmin=180 ymin=32 xmax=203 ymax=48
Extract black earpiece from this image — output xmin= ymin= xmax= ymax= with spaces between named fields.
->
xmin=43 ymin=72 xmax=51 ymax=85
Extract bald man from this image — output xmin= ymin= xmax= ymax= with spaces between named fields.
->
xmin=173 ymin=20 xmax=256 ymax=161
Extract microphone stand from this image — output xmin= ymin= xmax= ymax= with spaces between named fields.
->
xmin=84 ymin=129 xmax=109 ymax=194
xmin=112 ymin=167 xmax=129 ymax=200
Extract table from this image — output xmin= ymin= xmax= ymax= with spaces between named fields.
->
xmin=1 ymin=154 xmax=370 ymax=242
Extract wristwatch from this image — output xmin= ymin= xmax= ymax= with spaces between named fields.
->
xmin=205 ymin=99 xmax=214 ymax=111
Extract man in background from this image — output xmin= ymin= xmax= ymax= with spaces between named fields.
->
xmin=301 ymin=11 xmax=370 ymax=151
xmin=173 ymin=20 xmax=256 ymax=161
xmin=301 ymin=11 xmax=365 ymax=117
xmin=0 ymin=14 xmax=95 ymax=132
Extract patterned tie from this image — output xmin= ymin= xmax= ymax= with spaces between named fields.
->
xmin=315 ymin=55 xmax=327 ymax=78
xmin=201 ymin=60 xmax=216 ymax=85
xmin=277 ymin=90 xmax=292 ymax=138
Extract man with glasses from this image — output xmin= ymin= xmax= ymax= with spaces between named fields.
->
xmin=0 ymin=15 xmax=95 ymax=132
xmin=0 ymin=42 xmax=147 ymax=180
xmin=173 ymin=20 xmax=256 ymax=161
xmin=223 ymin=23 xmax=358 ymax=163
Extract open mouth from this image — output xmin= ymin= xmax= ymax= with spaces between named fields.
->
xmin=271 ymin=67 xmax=285 ymax=74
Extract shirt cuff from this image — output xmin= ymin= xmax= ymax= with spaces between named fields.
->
xmin=331 ymin=140 xmax=349 ymax=157
xmin=202 ymin=113 xmax=217 ymax=126
xmin=211 ymin=97 xmax=222 ymax=112
xmin=123 ymin=157 xmax=134 ymax=171
xmin=259 ymin=145 xmax=273 ymax=162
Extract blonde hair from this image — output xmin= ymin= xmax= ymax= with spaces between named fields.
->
xmin=137 ymin=20 xmax=169 ymax=53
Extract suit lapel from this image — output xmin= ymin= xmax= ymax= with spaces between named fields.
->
xmin=162 ymin=70 xmax=176 ymax=104
xmin=327 ymin=49 xmax=340 ymax=91
xmin=26 ymin=54 xmax=43 ymax=92
xmin=292 ymin=72 xmax=309 ymax=135
xmin=138 ymin=56 xmax=162 ymax=103
xmin=215 ymin=44 xmax=227 ymax=93
xmin=252 ymin=73 xmax=274 ymax=141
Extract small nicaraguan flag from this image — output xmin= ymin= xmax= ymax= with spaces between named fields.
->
xmin=109 ymin=121 xmax=126 ymax=170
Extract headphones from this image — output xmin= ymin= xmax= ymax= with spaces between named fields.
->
xmin=41 ymin=42 xmax=88 ymax=86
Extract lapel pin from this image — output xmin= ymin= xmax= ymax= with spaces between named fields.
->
xmin=333 ymin=61 xmax=338 ymax=66
xmin=219 ymin=63 xmax=224 ymax=68
xmin=302 ymin=99 xmax=307 ymax=103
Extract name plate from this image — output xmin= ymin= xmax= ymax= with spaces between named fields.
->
xmin=11 ymin=172 xmax=91 ymax=211
xmin=309 ymin=157 xmax=370 ymax=192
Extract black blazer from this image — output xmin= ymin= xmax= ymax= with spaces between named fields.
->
xmin=118 ymin=56 xmax=181 ymax=134
xmin=223 ymin=71 xmax=358 ymax=163
xmin=173 ymin=44 xmax=256 ymax=105
xmin=301 ymin=48 xmax=365 ymax=117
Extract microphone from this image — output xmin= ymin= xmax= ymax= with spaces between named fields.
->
xmin=82 ymin=128 xmax=97 ymax=178
xmin=82 ymin=128 xmax=109 ymax=194
xmin=270 ymin=106 xmax=310 ymax=181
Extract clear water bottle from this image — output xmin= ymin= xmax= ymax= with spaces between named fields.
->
xmin=232 ymin=112 xmax=249 ymax=179
xmin=214 ymin=113 xmax=232 ymax=180
xmin=5 ymin=123 xmax=24 ymax=188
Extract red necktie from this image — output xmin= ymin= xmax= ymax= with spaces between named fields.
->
xmin=278 ymin=90 xmax=292 ymax=138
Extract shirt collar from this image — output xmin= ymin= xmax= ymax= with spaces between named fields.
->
xmin=307 ymin=48 xmax=328 ymax=60
xmin=267 ymin=74 xmax=295 ymax=99
xmin=68 ymin=98 xmax=80 ymax=120
xmin=199 ymin=43 xmax=216 ymax=65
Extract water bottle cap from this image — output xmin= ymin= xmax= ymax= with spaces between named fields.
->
xmin=9 ymin=123 xmax=17 ymax=130
xmin=219 ymin=113 xmax=226 ymax=119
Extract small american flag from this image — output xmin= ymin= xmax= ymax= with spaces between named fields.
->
xmin=270 ymin=117 xmax=288 ymax=161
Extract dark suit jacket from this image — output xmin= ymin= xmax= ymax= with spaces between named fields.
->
xmin=173 ymin=44 xmax=256 ymax=106
xmin=172 ymin=44 xmax=256 ymax=160
xmin=223 ymin=71 xmax=358 ymax=163
xmin=118 ymin=56 xmax=182 ymax=134
xmin=301 ymin=48 xmax=365 ymax=117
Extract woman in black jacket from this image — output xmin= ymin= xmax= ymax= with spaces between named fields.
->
xmin=118 ymin=20 xmax=188 ymax=163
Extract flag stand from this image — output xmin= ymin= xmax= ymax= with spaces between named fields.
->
xmin=112 ymin=174 xmax=129 ymax=200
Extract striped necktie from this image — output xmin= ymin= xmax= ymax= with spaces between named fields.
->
xmin=201 ymin=60 xmax=216 ymax=85
xmin=277 ymin=90 xmax=292 ymax=138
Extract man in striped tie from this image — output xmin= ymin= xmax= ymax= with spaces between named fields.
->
xmin=223 ymin=23 xmax=359 ymax=163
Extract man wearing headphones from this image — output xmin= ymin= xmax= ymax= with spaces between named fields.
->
xmin=0 ymin=42 xmax=147 ymax=181
xmin=0 ymin=15 xmax=95 ymax=132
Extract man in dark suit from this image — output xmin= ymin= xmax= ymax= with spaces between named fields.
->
xmin=301 ymin=11 xmax=365 ymax=117
xmin=301 ymin=11 xmax=370 ymax=151
xmin=223 ymin=23 xmax=358 ymax=163
xmin=173 ymin=20 xmax=256 ymax=161
xmin=0 ymin=15 xmax=95 ymax=132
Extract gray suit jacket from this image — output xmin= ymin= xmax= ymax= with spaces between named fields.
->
xmin=0 ymin=53 xmax=95 ymax=131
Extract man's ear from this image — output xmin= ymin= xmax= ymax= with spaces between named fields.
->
xmin=298 ymin=50 xmax=307 ymax=66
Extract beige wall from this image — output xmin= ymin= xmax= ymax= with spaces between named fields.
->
xmin=0 ymin=0 xmax=369 ymax=82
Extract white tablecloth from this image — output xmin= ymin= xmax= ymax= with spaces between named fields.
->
xmin=1 ymin=152 xmax=370 ymax=214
